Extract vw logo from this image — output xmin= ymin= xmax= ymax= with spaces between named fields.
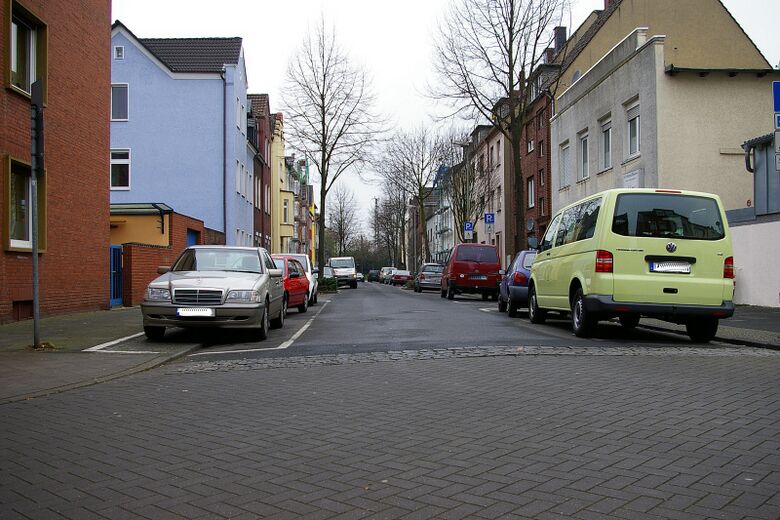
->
xmin=666 ymin=242 xmax=678 ymax=253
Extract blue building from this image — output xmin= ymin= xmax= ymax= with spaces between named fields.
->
xmin=110 ymin=21 xmax=254 ymax=245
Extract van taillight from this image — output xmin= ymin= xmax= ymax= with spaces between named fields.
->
xmin=723 ymin=256 xmax=734 ymax=279
xmin=513 ymin=272 xmax=527 ymax=284
xmin=595 ymin=250 xmax=613 ymax=273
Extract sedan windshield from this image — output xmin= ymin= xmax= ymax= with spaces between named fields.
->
xmin=172 ymin=249 xmax=263 ymax=273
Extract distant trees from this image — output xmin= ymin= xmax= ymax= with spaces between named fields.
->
xmin=327 ymin=183 xmax=359 ymax=256
xmin=431 ymin=0 xmax=568 ymax=251
xmin=371 ymin=181 xmax=407 ymax=268
xmin=283 ymin=16 xmax=384 ymax=278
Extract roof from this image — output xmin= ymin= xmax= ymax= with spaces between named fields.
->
xmin=247 ymin=94 xmax=270 ymax=118
xmin=110 ymin=203 xmax=173 ymax=215
xmin=742 ymin=134 xmax=773 ymax=149
xmin=112 ymin=21 xmax=241 ymax=74
xmin=556 ymin=0 xmax=622 ymax=73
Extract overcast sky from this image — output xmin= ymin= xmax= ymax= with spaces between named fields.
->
xmin=112 ymin=0 xmax=780 ymax=227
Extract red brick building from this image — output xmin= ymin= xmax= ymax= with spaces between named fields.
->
xmin=520 ymin=93 xmax=554 ymax=245
xmin=0 ymin=0 xmax=111 ymax=322
xmin=247 ymin=94 xmax=272 ymax=250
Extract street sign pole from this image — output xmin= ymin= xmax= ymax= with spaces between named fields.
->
xmin=31 ymin=81 xmax=45 ymax=348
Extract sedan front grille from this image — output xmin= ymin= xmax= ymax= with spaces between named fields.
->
xmin=173 ymin=289 xmax=223 ymax=305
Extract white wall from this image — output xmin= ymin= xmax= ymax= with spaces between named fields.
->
xmin=731 ymin=220 xmax=780 ymax=307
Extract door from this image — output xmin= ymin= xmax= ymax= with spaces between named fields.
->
xmin=109 ymin=245 xmax=123 ymax=307
xmin=186 ymin=228 xmax=199 ymax=247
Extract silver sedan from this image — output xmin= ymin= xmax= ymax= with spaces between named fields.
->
xmin=141 ymin=246 xmax=285 ymax=341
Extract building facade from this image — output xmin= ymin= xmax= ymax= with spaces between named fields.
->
xmin=110 ymin=21 xmax=253 ymax=246
xmin=248 ymin=94 xmax=273 ymax=250
xmin=1 ymin=0 xmax=111 ymax=322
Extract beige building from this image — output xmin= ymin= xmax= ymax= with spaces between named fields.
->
xmin=472 ymin=126 xmax=511 ymax=267
xmin=270 ymin=113 xmax=294 ymax=253
xmin=550 ymin=0 xmax=775 ymax=213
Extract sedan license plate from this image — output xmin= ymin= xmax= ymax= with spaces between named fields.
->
xmin=177 ymin=307 xmax=214 ymax=317
xmin=649 ymin=261 xmax=691 ymax=274
xmin=470 ymin=275 xmax=488 ymax=280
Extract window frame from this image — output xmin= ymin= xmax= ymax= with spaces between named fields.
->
xmin=627 ymin=103 xmax=640 ymax=158
xmin=111 ymin=83 xmax=129 ymax=121
xmin=8 ymin=3 xmax=47 ymax=100
xmin=578 ymin=131 xmax=589 ymax=180
xmin=4 ymin=155 xmax=47 ymax=252
xmin=113 ymin=45 xmax=124 ymax=60
xmin=527 ymin=177 xmax=535 ymax=209
xmin=559 ymin=142 xmax=571 ymax=188
xmin=600 ymin=119 xmax=612 ymax=170
xmin=110 ymin=149 xmax=131 ymax=190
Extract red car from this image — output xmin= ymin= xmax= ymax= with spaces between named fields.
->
xmin=390 ymin=269 xmax=413 ymax=285
xmin=440 ymin=243 xmax=503 ymax=301
xmin=271 ymin=255 xmax=310 ymax=314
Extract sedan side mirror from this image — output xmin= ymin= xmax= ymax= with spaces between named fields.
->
xmin=268 ymin=268 xmax=283 ymax=278
xmin=312 ymin=267 xmax=319 ymax=274
xmin=157 ymin=266 xmax=170 ymax=274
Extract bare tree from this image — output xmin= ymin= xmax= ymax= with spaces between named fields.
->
xmin=283 ymin=16 xmax=383 ymax=277
xmin=440 ymin=131 xmax=495 ymax=243
xmin=378 ymin=127 xmax=445 ymax=267
xmin=327 ymin=183 xmax=359 ymax=256
xmin=431 ymin=0 xmax=569 ymax=252
xmin=371 ymin=180 xmax=407 ymax=267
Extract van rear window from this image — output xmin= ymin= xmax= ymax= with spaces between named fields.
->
xmin=612 ymin=193 xmax=725 ymax=240
xmin=456 ymin=246 xmax=499 ymax=263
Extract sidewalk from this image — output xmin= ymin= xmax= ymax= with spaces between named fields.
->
xmin=1 ymin=304 xmax=778 ymax=405
xmin=0 ymin=307 xmax=196 ymax=404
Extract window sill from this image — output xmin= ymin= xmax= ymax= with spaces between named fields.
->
xmin=6 ymin=245 xmax=46 ymax=254
xmin=558 ymin=185 xmax=570 ymax=192
xmin=111 ymin=119 xmax=129 ymax=123
xmin=577 ymin=176 xmax=590 ymax=185
xmin=622 ymin=153 xmax=641 ymax=166
xmin=7 ymin=84 xmax=33 ymax=100
xmin=110 ymin=187 xmax=131 ymax=191
xmin=596 ymin=167 xmax=613 ymax=176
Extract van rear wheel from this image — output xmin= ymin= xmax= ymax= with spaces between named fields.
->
xmin=571 ymin=288 xmax=596 ymax=337
xmin=686 ymin=318 xmax=718 ymax=343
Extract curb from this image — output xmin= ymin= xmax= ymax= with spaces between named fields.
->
xmin=0 ymin=345 xmax=201 ymax=405
xmin=637 ymin=324 xmax=780 ymax=351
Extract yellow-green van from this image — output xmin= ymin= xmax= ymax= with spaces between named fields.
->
xmin=528 ymin=188 xmax=735 ymax=342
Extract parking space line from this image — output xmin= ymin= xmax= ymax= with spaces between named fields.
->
xmin=84 ymin=332 xmax=145 ymax=352
xmin=190 ymin=300 xmax=331 ymax=357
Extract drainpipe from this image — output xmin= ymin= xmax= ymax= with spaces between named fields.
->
xmin=221 ymin=67 xmax=227 ymax=244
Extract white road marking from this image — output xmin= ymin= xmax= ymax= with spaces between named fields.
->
xmin=479 ymin=308 xmax=495 ymax=313
xmin=84 ymin=332 xmax=145 ymax=351
xmin=90 ymin=350 xmax=160 ymax=354
xmin=190 ymin=300 xmax=331 ymax=357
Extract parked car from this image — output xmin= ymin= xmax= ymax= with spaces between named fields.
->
xmin=390 ymin=269 xmax=412 ymax=285
xmin=384 ymin=268 xmax=396 ymax=284
xmin=141 ymin=246 xmax=285 ymax=341
xmin=322 ymin=266 xmax=335 ymax=280
xmin=272 ymin=255 xmax=311 ymax=314
xmin=498 ymin=250 xmax=537 ymax=316
xmin=284 ymin=253 xmax=318 ymax=305
xmin=528 ymin=188 xmax=735 ymax=341
xmin=357 ymin=272 xmax=365 ymax=282
xmin=440 ymin=244 xmax=503 ymax=300
xmin=328 ymin=256 xmax=358 ymax=288
xmin=379 ymin=266 xmax=395 ymax=283
xmin=414 ymin=263 xmax=443 ymax=292
xmin=367 ymin=269 xmax=380 ymax=282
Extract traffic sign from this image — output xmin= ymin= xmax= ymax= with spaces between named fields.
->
xmin=464 ymin=230 xmax=473 ymax=240
xmin=484 ymin=213 xmax=495 ymax=224
xmin=775 ymin=113 xmax=780 ymax=130
xmin=774 ymin=81 xmax=780 ymax=113
xmin=486 ymin=223 xmax=494 ymax=234
xmin=464 ymin=221 xmax=474 ymax=232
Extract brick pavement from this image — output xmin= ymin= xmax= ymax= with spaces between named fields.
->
xmin=1 ymin=350 xmax=779 ymax=519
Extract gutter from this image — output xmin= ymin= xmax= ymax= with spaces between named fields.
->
xmin=221 ymin=68 xmax=228 ymax=244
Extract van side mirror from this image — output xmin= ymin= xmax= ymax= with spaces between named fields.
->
xmin=157 ymin=266 xmax=170 ymax=274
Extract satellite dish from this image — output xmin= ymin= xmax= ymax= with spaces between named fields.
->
xmin=526 ymin=217 xmax=536 ymax=231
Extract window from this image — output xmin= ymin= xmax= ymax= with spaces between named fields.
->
xmin=488 ymin=145 xmax=494 ymax=169
xmin=6 ymin=158 xmax=45 ymax=251
xmin=283 ymin=199 xmax=289 ymax=223
xmin=527 ymin=139 xmax=534 ymax=154
xmin=578 ymin=132 xmax=589 ymax=180
xmin=496 ymin=186 xmax=502 ymax=211
xmin=236 ymin=97 xmax=241 ymax=129
xmin=10 ymin=7 xmax=46 ymax=95
xmin=110 ymin=150 xmax=130 ymax=189
xmin=537 ymin=109 xmax=545 ymax=129
xmin=235 ymin=161 xmax=241 ymax=194
xmin=114 ymin=46 xmax=124 ymax=60
xmin=539 ymin=197 xmax=545 ymax=216
xmin=527 ymin=177 xmax=535 ymax=208
xmin=560 ymin=143 xmax=571 ymax=187
xmin=111 ymin=84 xmax=128 ymax=120
xmin=538 ymin=140 xmax=545 ymax=158
xmin=601 ymin=119 xmax=612 ymax=169
xmin=627 ymin=104 xmax=640 ymax=156
xmin=539 ymin=168 xmax=545 ymax=186
xmin=539 ymin=213 xmax=561 ymax=252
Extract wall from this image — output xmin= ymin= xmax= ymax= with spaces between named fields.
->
xmin=0 ymin=0 xmax=110 ymax=322
xmin=731 ymin=218 xmax=780 ymax=307
xmin=110 ymin=214 xmax=170 ymax=246
xmin=558 ymin=0 xmax=769 ymax=95
xmin=656 ymin=71 xmax=776 ymax=211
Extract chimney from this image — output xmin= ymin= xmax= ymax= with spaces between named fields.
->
xmin=544 ymin=47 xmax=554 ymax=64
xmin=554 ymin=26 xmax=567 ymax=55
xmin=604 ymin=0 xmax=615 ymax=9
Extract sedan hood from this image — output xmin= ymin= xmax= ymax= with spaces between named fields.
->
xmin=154 ymin=271 xmax=262 ymax=291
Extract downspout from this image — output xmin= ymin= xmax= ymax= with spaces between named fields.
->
xmin=221 ymin=68 xmax=227 ymax=244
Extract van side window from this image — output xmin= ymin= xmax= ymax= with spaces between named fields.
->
xmin=572 ymin=197 xmax=602 ymax=242
xmin=555 ymin=208 xmax=578 ymax=246
xmin=540 ymin=214 xmax=561 ymax=251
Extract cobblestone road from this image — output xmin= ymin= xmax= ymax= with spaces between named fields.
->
xmin=2 ymin=347 xmax=779 ymax=519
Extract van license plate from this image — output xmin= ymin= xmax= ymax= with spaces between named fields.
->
xmin=470 ymin=275 xmax=487 ymax=280
xmin=649 ymin=261 xmax=691 ymax=274
xmin=177 ymin=307 xmax=214 ymax=317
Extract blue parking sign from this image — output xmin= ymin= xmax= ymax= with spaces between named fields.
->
xmin=484 ymin=213 xmax=495 ymax=224
xmin=774 ymin=81 xmax=780 ymax=113
xmin=464 ymin=221 xmax=474 ymax=232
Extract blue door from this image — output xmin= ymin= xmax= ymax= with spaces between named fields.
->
xmin=187 ymin=229 xmax=199 ymax=247
xmin=110 ymin=246 xmax=123 ymax=307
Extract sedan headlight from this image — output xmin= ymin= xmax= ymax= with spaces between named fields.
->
xmin=145 ymin=287 xmax=171 ymax=301
xmin=226 ymin=290 xmax=262 ymax=303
